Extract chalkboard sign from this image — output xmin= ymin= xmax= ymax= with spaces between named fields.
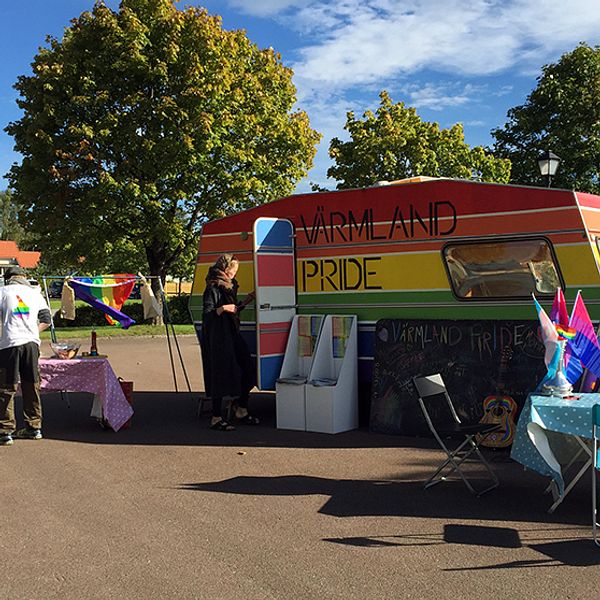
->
xmin=369 ymin=319 xmax=548 ymax=436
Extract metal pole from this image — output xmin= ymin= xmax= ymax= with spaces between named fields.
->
xmin=157 ymin=277 xmax=178 ymax=392
xmin=41 ymin=276 xmax=57 ymax=344
xmin=157 ymin=277 xmax=193 ymax=394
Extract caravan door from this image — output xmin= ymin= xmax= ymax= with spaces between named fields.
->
xmin=253 ymin=217 xmax=296 ymax=390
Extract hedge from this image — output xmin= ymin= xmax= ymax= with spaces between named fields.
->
xmin=52 ymin=294 xmax=193 ymax=328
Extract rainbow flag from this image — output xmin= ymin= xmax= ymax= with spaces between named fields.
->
xmin=69 ymin=274 xmax=136 ymax=329
xmin=12 ymin=295 xmax=30 ymax=319
xmin=549 ymin=288 xmax=583 ymax=383
xmin=555 ymin=324 xmax=576 ymax=340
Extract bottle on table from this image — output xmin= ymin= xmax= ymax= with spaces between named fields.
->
xmin=90 ymin=330 xmax=98 ymax=356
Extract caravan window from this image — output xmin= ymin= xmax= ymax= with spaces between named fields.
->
xmin=443 ymin=238 xmax=562 ymax=299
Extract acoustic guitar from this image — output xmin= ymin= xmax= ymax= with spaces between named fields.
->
xmin=477 ymin=347 xmax=518 ymax=448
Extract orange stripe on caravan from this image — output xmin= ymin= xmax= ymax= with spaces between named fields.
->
xmin=197 ymin=251 xmax=254 ymax=265
xmin=296 ymin=231 xmax=585 ymax=258
xmin=454 ymin=208 xmax=582 ymax=236
xmin=580 ymin=208 xmax=600 ymax=233
xmin=200 ymin=234 xmax=253 ymax=254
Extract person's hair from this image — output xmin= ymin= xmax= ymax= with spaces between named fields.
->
xmin=213 ymin=254 xmax=239 ymax=272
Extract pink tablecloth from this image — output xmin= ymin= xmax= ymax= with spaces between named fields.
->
xmin=39 ymin=357 xmax=133 ymax=431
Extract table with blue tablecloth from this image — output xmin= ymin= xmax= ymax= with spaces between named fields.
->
xmin=511 ymin=393 xmax=599 ymax=511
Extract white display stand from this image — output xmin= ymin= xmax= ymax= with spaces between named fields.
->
xmin=275 ymin=315 xmax=324 ymax=430
xmin=305 ymin=315 xmax=358 ymax=434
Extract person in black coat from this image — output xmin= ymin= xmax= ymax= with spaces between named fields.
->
xmin=201 ymin=254 xmax=258 ymax=430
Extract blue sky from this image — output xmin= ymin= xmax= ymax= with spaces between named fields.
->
xmin=1 ymin=0 xmax=599 ymax=193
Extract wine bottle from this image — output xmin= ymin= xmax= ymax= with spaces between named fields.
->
xmin=90 ymin=330 xmax=98 ymax=356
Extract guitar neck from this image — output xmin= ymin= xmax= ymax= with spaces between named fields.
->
xmin=238 ymin=292 xmax=255 ymax=309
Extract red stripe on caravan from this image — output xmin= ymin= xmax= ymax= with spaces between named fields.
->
xmin=260 ymin=321 xmax=290 ymax=331
xmin=259 ymin=330 xmax=290 ymax=355
xmin=256 ymin=255 xmax=295 ymax=286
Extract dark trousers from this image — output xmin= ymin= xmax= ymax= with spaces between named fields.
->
xmin=0 ymin=342 xmax=42 ymax=434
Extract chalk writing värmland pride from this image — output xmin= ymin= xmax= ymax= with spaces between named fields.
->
xmin=299 ymin=201 xmax=458 ymax=245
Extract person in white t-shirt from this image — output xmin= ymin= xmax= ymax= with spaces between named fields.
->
xmin=0 ymin=266 xmax=51 ymax=446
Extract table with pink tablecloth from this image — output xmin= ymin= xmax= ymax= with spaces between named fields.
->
xmin=39 ymin=357 xmax=133 ymax=431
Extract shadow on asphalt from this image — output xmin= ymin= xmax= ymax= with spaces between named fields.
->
xmin=321 ymin=525 xmax=600 ymax=568
xmin=29 ymin=391 xmax=595 ymax=531
xmin=178 ymin=471 xmax=591 ymax=527
xmin=34 ymin=391 xmax=422 ymax=449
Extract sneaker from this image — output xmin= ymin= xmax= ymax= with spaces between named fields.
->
xmin=14 ymin=428 xmax=42 ymax=440
xmin=0 ymin=434 xmax=14 ymax=446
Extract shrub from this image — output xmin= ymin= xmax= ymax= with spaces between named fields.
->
xmin=52 ymin=295 xmax=192 ymax=327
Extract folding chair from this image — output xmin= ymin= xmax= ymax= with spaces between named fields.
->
xmin=413 ymin=373 xmax=501 ymax=496
xmin=593 ymin=404 xmax=600 ymax=547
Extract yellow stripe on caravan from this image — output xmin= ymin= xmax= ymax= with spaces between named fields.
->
xmin=298 ymin=252 xmax=448 ymax=294
xmin=555 ymin=243 xmax=600 ymax=285
xmin=192 ymin=262 xmax=255 ymax=295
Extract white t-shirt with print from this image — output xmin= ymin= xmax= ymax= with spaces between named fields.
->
xmin=0 ymin=282 xmax=50 ymax=350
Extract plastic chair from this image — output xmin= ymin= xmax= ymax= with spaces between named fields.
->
xmin=413 ymin=373 xmax=501 ymax=496
xmin=593 ymin=404 xmax=600 ymax=547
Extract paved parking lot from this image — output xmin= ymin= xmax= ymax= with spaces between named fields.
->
xmin=2 ymin=336 xmax=599 ymax=599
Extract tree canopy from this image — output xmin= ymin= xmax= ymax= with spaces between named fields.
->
xmin=0 ymin=190 xmax=24 ymax=243
xmin=492 ymin=43 xmax=600 ymax=192
xmin=5 ymin=0 xmax=320 ymax=282
xmin=327 ymin=91 xmax=510 ymax=189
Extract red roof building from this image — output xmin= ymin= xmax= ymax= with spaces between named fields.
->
xmin=0 ymin=240 xmax=41 ymax=272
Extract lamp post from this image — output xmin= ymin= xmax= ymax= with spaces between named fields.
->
xmin=537 ymin=150 xmax=561 ymax=188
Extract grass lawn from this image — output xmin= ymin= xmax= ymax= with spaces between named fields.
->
xmin=41 ymin=324 xmax=196 ymax=341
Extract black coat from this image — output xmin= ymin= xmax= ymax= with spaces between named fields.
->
xmin=201 ymin=282 xmax=255 ymax=399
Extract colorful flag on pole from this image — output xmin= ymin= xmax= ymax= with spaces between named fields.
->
xmin=533 ymin=294 xmax=561 ymax=380
xmin=548 ymin=287 xmax=582 ymax=382
xmin=69 ymin=274 xmax=136 ymax=329
xmin=567 ymin=290 xmax=600 ymax=378
xmin=550 ymin=287 xmax=569 ymax=328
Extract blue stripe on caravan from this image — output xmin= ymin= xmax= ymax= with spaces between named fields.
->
xmin=260 ymin=355 xmax=284 ymax=391
xmin=255 ymin=219 xmax=293 ymax=250
xmin=358 ymin=329 xmax=374 ymax=359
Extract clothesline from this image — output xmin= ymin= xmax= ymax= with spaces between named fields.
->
xmin=40 ymin=274 xmax=163 ymax=281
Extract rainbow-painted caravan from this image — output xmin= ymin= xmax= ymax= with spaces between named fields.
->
xmin=190 ymin=177 xmax=600 ymax=400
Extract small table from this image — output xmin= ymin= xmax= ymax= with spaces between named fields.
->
xmin=511 ymin=393 xmax=599 ymax=512
xmin=39 ymin=357 xmax=133 ymax=432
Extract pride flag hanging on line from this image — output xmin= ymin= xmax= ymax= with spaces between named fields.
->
xmin=68 ymin=274 xmax=136 ymax=329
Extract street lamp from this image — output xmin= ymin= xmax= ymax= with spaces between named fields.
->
xmin=537 ymin=150 xmax=561 ymax=188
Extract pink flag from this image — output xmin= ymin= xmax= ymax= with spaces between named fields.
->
xmin=550 ymin=288 xmax=569 ymax=327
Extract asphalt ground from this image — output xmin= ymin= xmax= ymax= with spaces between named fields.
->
xmin=2 ymin=335 xmax=600 ymax=599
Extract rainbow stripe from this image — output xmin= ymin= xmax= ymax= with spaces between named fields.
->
xmin=555 ymin=324 xmax=576 ymax=340
xmin=12 ymin=295 xmax=30 ymax=319
xmin=69 ymin=274 xmax=136 ymax=328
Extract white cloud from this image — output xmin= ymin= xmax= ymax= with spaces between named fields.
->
xmin=400 ymin=82 xmax=484 ymax=111
xmin=282 ymin=0 xmax=600 ymax=94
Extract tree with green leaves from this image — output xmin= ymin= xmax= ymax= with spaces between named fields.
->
xmin=0 ymin=190 xmax=24 ymax=242
xmin=5 ymin=0 xmax=320 ymax=288
xmin=327 ymin=91 xmax=510 ymax=189
xmin=492 ymin=43 xmax=600 ymax=192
